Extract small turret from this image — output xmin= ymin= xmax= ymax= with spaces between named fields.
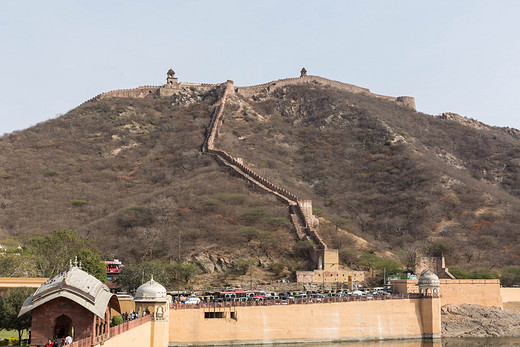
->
xmin=300 ymin=67 xmax=307 ymax=78
xmin=166 ymin=68 xmax=178 ymax=86
xmin=397 ymin=96 xmax=416 ymax=111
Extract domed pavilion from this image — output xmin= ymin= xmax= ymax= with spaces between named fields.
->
xmin=133 ymin=276 xmax=169 ymax=321
xmin=18 ymin=259 xmax=120 ymax=345
xmin=418 ymin=269 xmax=441 ymax=297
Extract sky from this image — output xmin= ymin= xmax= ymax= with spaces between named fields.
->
xmin=1 ymin=0 xmax=519 ymax=134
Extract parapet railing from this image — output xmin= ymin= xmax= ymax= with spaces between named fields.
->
xmin=171 ymin=293 xmax=427 ymax=310
xmin=69 ymin=337 xmax=92 ymax=347
xmin=68 ymin=315 xmax=151 ymax=347
xmin=110 ymin=314 xmax=151 ymax=338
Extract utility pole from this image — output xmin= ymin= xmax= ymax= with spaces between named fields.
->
xmin=178 ymin=229 xmax=181 ymax=262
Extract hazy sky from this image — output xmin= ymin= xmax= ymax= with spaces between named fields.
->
xmin=1 ymin=1 xmax=519 ymax=134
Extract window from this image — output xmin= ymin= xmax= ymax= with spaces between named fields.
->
xmin=204 ymin=312 xmax=225 ymax=319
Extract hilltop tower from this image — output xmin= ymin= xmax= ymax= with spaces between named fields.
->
xmin=166 ymin=68 xmax=178 ymax=86
xmin=160 ymin=68 xmax=180 ymax=97
xmin=300 ymin=67 xmax=307 ymax=77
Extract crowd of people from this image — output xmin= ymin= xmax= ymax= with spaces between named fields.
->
xmin=45 ymin=335 xmax=72 ymax=347
xmin=121 ymin=309 xmax=150 ymax=322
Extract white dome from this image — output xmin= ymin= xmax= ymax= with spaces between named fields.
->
xmin=418 ymin=270 xmax=440 ymax=287
xmin=134 ymin=276 xmax=168 ymax=302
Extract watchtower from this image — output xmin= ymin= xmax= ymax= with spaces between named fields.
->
xmin=166 ymin=69 xmax=178 ymax=87
xmin=160 ymin=68 xmax=180 ymax=97
xmin=300 ymin=67 xmax=307 ymax=77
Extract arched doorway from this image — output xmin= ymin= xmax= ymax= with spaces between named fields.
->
xmin=54 ymin=315 xmax=73 ymax=339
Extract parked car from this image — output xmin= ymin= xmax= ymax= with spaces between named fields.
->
xmin=185 ymin=296 xmax=201 ymax=305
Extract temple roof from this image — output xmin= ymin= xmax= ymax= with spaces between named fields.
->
xmin=19 ymin=265 xmax=119 ymax=318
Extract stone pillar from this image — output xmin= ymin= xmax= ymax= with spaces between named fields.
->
xmin=420 ymin=296 xmax=441 ymax=340
xmin=150 ymin=302 xmax=169 ymax=347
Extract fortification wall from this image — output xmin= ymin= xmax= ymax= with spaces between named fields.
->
xmin=169 ymin=299 xmax=440 ymax=345
xmin=202 ymin=80 xmax=325 ymax=252
xmin=98 ymin=86 xmax=161 ymax=99
xmin=208 ymin=148 xmax=298 ymax=202
xmin=391 ymin=279 xmax=503 ymax=308
xmin=76 ymin=73 xmax=416 ymax=112
xmin=501 ymin=288 xmax=520 ymax=303
xmin=236 ymin=75 xmax=370 ymax=98
xmin=236 ymin=75 xmax=416 ymax=110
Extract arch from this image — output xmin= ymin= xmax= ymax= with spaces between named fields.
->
xmin=54 ymin=314 xmax=73 ymax=338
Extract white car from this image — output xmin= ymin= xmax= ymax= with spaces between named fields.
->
xmin=184 ymin=297 xmax=201 ymax=305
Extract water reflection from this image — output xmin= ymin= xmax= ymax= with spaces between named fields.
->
xmin=244 ymin=338 xmax=520 ymax=347
xmin=442 ymin=337 xmax=520 ymax=346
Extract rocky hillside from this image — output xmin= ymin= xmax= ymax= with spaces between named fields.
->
xmin=442 ymin=304 xmax=520 ymax=337
xmin=1 ymin=76 xmax=520 ymax=279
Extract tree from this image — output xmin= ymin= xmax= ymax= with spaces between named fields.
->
xmin=115 ymin=260 xmax=201 ymax=292
xmin=26 ymin=230 xmax=106 ymax=282
xmin=0 ymin=252 xmax=38 ymax=277
xmin=501 ymin=266 xmax=520 ymax=286
xmin=360 ymin=252 xmax=402 ymax=284
xmin=0 ymin=287 xmax=34 ymax=343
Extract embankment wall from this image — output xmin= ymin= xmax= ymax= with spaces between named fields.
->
xmin=500 ymin=287 xmax=520 ymax=303
xmin=392 ymin=279 xmax=502 ymax=308
xmin=168 ymin=299 xmax=438 ymax=345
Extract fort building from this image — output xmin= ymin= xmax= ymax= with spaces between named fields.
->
xmin=296 ymin=249 xmax=365 ymax=287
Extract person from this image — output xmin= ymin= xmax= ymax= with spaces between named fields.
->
xmin=65 ymin=335 xmax=72 ymax=345
xmin=45 ymin=339 xmax=53 ymax=347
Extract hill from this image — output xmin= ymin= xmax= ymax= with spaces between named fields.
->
xmin=1 ymin=72 xmax=519 ymax=283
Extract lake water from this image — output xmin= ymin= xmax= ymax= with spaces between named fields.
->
xmin=239 ymin=338 xmax=520 ymax=347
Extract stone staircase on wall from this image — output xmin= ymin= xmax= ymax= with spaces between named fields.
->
xmin=202 ymin=81 xmax=327 ymax=266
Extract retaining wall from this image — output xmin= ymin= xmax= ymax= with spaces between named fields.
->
xmin=500 ymin=287 xmax=520 ymax=303
xmin=168 ymin=298 xmax=440 ymax=345
xmin=392 ymin=279 xmax=503 ymax=308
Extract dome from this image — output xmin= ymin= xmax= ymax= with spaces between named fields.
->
xmin=418 ymin=270 xmax=440 ymax=287
xmin=134 ymin=276 xmax=168 ymax=302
